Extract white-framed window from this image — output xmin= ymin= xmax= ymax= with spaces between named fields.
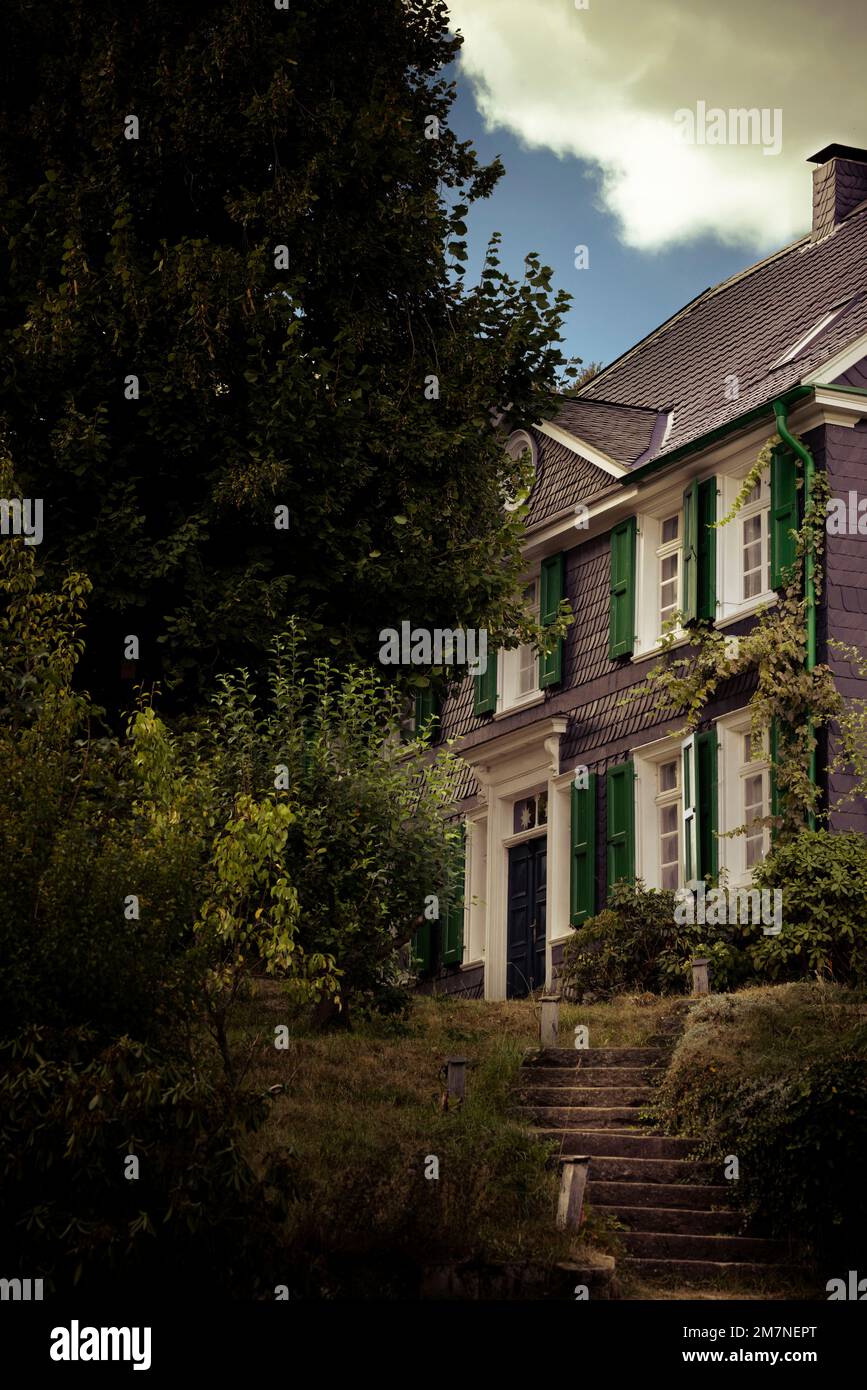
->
xmin=658 ymin=513 xmax=682 ymax=630
xmin=498 ymin=578 xmax=543 ymax=714
xmin=741 ymin=731 xmax=770 ymax=870
xmin=656 ymin=757 xmax=681 ymax=890
xmin=634 ymin=491 xmax=687 ymax=657
xmin=634 ymin=735 xmax=684 ymax=889
xmin=739 ymin=480 xmax=771 ymax=602
xmin=717 ymin=470 xmax=773 ymax=624
xmin=717 ymin=713 xmax=771 ymax=884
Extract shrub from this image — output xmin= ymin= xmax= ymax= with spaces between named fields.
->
xmin=0 ymin=1027 xmax=291 ymax=1297
xmin=654 ymin=984 xmax=867 ymax=1264
xmin=751 ymin=829 xmax=867 ymax=985
xmin=559 ymin=880 xmax=754 ymax=1000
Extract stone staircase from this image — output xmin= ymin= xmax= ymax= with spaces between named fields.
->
xmin=518 ymin=1042 xmax=802 ymax=1289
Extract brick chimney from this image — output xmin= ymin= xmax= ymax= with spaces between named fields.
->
xmin=808 ymin=144 xmax=867 ymax=241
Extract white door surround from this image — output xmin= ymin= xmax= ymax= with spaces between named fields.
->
xmin=463 ymin=717 xmax=569 ymax=1000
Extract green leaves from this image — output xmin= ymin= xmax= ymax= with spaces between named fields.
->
xmin=0 ymin=0 xmax=574 ymax=708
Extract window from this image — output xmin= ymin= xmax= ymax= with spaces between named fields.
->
xmin=513 ymin=789 xmax=548 ymax=834
xmin=740 ymin=479 xmax=771 ymax=601
xmin=741 ymin=732 xmax=769 ymax=869
xmin=658 ymin=513 xmax=681 ymax=629
xmin=717 ymin=715 xmax=771 ymax=885
xmin=517 ymin=582 xmax=538 ymax=696
xmin=656 ymin=758 xmax=681 ymax=890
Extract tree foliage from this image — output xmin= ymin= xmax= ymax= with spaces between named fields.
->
xmin=0 ymin=0 xmax=575 ymax=708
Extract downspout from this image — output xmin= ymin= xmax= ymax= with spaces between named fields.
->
xmin=772 ymin=398 xmax=817 ymax=819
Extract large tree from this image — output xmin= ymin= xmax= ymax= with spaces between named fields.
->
xmin=0 ymin=0 xmax=573 ymax=708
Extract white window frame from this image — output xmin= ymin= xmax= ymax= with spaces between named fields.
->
xmin=497 ymin=576 xmax=544 ymax=715
xmin=716 ymin=711 xmax=771 ymax=887
xmin=716 ymin=470 xmax=775 ymax=625
xmin=633 ymin=734 xmax=685 ymax=890
xmin=633 ymin=488 xmax=686 ymax=659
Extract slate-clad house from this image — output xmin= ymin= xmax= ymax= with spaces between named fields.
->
xmin=416 ymin=143 xmax=867 ymax=1001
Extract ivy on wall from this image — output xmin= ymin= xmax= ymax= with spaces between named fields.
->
xmin=631 ymin=433 xmax=840 ymax=839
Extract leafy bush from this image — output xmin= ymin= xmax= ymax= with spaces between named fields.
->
xmin=164 ymin=623 xmax=464 ymax=1020
xmin=559 ymin=880 xmax=754 ymax=1000
xmin=0 ymin=1027 xmax=292 ymax=1297
xmin=751 ymin=829 xmax=867 ymax=985
xmin=654 ymin=984 xmax=867 ymax=1264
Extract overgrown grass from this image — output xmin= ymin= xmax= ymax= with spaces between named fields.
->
xmin=230 ymin=985 xmax=599 ymax=1295
xmin=654 ymin=982 xmax=867 ymax=1269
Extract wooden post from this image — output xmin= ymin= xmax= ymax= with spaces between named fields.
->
xmin=446 ymin=1057 xmax=467 ymax=1102
xmin=557 ymin=1156 xmax=590 ymax=1231
xmin=540 ymin=994 xmax=561 ymax=1048
xmin=691 ymin=957 xmax=711 ymax=996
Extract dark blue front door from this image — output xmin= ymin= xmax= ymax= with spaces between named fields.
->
xmin=507 ymin=836 xmax=547 ymax=998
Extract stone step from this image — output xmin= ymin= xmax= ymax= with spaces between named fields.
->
xmin=587 ymin=1180 xmax=732 ymax=1210
xmin=621 ymin=1257 xmax=806 ymax=1286
xmin=524 ymin=1106 xmax=651 ymax=1129
xmin=593 ymin=1204 xmax=743 ymax=1235
xmin=564 ymin=1153 xmax=718 ymax=1183
xmin=537 ymin=1128 xmax=697 ymax=1159
xmin=520 ymin=1066 xmax=662 ymax=1089
xmin=519 ymin=1086 xmax=654 ymax=1107
xmin=530 ymin=1047 xmax=664 ymax=1068
xmin=621 ymin=1230 xmax=789 ymax=1262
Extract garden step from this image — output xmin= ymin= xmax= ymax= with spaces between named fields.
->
xmin=530 ymin=1047 xmax=664 ymax=1068
xmin=592 ymin=1204 xmax=743 ymax=1235
xmin=523 ymin=1106 xmax=652 ymax=1128
xmin=518 ymin=1086 xmax=654 ymax=1107
xmin=587 ymin=1180 xmax=732 ymax=1210
xmin=621 ymin=1257 xmax=806 ymax=1286
xmin=536 ymin=1128 xmax=697 ymax=1158
xmin=620 ymin=1231 xmax=789 ymax=1262
xmin=519 ymin=1066 xmax=662 ymax=1088
xmin=559 ymin=1153 xmax=718 ymax=1183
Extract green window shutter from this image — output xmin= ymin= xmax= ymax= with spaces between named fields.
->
xmin=682 ymin=480 xmax=698 ymax=623
xmin=539 ymin=552 xmax=565 ymax=688
xmin=441 ymin=827 xmax=465 ymax=965
xmin=606 ymin=761 xmax=635 ymax=896
xmin=683 ymin=479 xmax=717 ymax=624
xmin=473 ymin=650 xmax=498 ymax=715
xmin=608 ymin=518 xmax=636 ymax=659
xmin=570 ymin=774 xmax=597 ymax=925
xmin=414 ymin=685 xmax=439 ymax=741
xmin=411 ymin=921 xmax=432 ymax=974
xmin=695 ymin=729 xmax=719 ymax=881
xmin=770 ymin=446 xmax=800 ymax=590
xmin=697 ymin=478 xmax=717 ymax=621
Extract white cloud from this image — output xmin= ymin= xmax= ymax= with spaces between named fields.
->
xmin=447 ymin=0 xmax=867 ymax=250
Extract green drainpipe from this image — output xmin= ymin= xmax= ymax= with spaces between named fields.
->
xmin=772 ymin=398 xmax=817 ymax=823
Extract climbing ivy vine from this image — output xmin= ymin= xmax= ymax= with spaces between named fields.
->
xmin=630 ymin=433 xmax=839 ymax=839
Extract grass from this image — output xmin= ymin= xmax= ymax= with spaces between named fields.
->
xmin=229 ymin=984 xmax=596 ymax=1295
xmin=227 ymin=982 xmax=864 ymax=1297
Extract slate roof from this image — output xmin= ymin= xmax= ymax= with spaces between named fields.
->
xmin=547 ymin=397 xmax=666 ymax=468
xmin=526 ymin=428 xmax=614 ymax=527
xmin=567 ymin=195 xmax=867 ymax=465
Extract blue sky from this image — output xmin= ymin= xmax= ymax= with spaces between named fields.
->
xmin=444 ymin=0 xmax=867 ymax=375
xmin=451 ymin=76 xmax=762 ymax=374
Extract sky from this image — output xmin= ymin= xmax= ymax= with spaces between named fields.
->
xmin=445 ymin=0 xmax=867 ymax=372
